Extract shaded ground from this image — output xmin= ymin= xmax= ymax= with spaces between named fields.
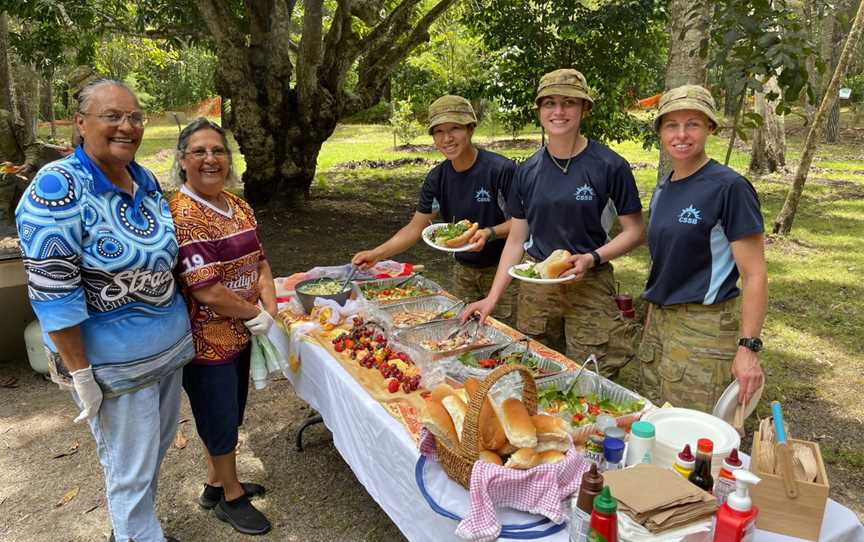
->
xmin=3 ymin=126 xmax=863 ymax=541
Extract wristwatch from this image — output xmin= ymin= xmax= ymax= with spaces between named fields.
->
xmin=485 ymin=227 xmax=496 ymax=241
xmin=738 ymin=337 xmax=763 ymax=353
xmin=589 ymin=250 xmax=602 ymax=268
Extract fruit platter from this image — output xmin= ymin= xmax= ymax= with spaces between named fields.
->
xmin=324 ymin=316 xmax=424 ymax=397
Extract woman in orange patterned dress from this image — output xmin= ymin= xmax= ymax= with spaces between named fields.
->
xmin=168 ymin=118 xmax=276 ymax=535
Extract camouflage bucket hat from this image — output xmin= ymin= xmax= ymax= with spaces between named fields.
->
xmin=654 ymin=85 xmax=719 ymax=131
xmin=427 ymin=95 xmax=477 ymax=134
xmin=535 ymin=69 xmax=594 ymax=110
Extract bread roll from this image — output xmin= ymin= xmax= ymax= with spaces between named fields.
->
xmin=445 ymin=220 xmax=479 ymax=248
xmin=496 ymin=441 xmax=519 ymax=456
xmin=441 ymin=395 xmax=467 ymax=441
xmin=421 ymin=398 xmax=458 ymax=449
xmin=534 ymin=249 xmax=573 ymax=279
xmin=535 ymin=439 xmax=571 ymax=453
xmin=453 ymin=388 xmax=469 ymax=404
xmin=504 ymin=448 xmax=539 ymax=469
xmin=464 ymin=378 xmax=507 ymax=451
xmin=493 ymin=398 xmax=537 ymax=449
xmin=430 ymin=383 xmax=455 ymax=402
xmin=536 ymin=450 xmax=566 ymax=465
xmin=478 ymin=450 xmax=503 ymax=466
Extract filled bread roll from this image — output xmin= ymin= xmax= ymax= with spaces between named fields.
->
xmin=464 ymin=378 xmax=507 ymax=451
xmin=534 ymin=249 xmax=573 ymax=279
xmin=421 ymin=398 xmax=458 ymax=450
xmin=493 ymin=398 xmax=537 ymax=449
xmin=478 ymin=450 xmax=504 ymax=466
xmin=504 ymin=448 xmax=539 ymax=469
xmin=441 ymin=395 xmax=467 ymax=441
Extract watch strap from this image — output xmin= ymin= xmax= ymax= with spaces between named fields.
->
xmin=589 ymin=250 xmax=602 ymax=268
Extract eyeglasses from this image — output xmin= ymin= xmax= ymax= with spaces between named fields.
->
xmin=183 ymin=148 xmax=230 ymax=160
xmin=661 ymin=120 xmax=708 ymax=134
xmin=540 ymin=98 xmax=582 ymax=110
xmin=79 ymin=110 xmax=148 ymax=127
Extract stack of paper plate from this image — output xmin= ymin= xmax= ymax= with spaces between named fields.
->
xmin=642 ymin=407 xmax=741 ymax=478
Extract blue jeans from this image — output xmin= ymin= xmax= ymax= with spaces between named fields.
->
xmin=74 ymin=368 xmax=182 ymax=542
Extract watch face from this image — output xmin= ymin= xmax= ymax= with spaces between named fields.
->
xmin=740 ymin=337 xmax=763 ymax=352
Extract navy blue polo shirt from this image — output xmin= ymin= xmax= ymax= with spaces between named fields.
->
xmin=418 ymin=148 xmax=516 ymax=268
xmin=507 ymin=140 xmax=642 ymax=260
xmin=642 ymin=160 xmax=764 ymax=306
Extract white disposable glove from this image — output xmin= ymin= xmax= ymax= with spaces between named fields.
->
xmin=244 ymin=309 xmax=274 ymax=336
xmin=70 ymin=366 xmax=103 ymax=423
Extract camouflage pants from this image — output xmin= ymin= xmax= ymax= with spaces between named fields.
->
xmin=516 ymin=260 xmax=638 ymax=380
xmin=453 ymin=263 xmax=516 ymax=326
xmin=638 ymin=298 xmax=739 ymax=413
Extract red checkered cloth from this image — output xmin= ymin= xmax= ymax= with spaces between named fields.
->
xmin=419 ymin=429 xmax=590 ymax=541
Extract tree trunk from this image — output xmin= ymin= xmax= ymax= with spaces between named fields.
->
xmin=723 ymin=70 xmax=739 ymax=117
xmin=13 ymin=62 xmax=38 ymax=142
xmin=749 ymin=75 xmax=786 ymax=174
xmin=657 ymin=0 xmax=711 ymax=181
xmin=820 ymin=8 xmax=842 ymax=142
xmin=40 ymin=73 xmax=56 ymax=140
xmin=0 ymin=11 xmax=15 ymax=115
xmin=774 ymin=0 xmax=864 ymax=235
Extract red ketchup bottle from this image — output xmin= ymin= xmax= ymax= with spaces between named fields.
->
xmin=588 ymin=486 xmax=618 ymax=542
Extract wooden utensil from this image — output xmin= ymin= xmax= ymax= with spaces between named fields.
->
xmin=771 ymin=401 xmax=799 ymax=498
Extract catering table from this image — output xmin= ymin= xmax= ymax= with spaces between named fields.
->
xmin=271 ymin=325 xmax=864 ymax=542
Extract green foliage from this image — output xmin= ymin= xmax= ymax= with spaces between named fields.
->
xmin=389 ymin=99 xmax=423 ymax=146
xmin=463 ymin=0 xmax=667 ymax=144
xmin=844 ymin=74 xmax=864 ymax=102
xmin=342 ymin=101 xmax=392 ymax=124
xmin=689 ymin=0 xmax=822 ymax=136
xmin=392 ymin=5 xmax=492 ymax=116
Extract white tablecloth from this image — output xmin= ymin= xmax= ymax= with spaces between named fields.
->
xmin=271 ymin=327 xmax=863 ymax=542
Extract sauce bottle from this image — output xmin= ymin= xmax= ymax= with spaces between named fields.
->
xmin=588 ymin=486 xmax=618 ymax=542
xmin=688 ymin=438 xmax=714 ymax=493
xmin=713 ymin=470 xmax=761 ymax=542
xmin=714 ymin=448 xmax=743 ymax=504
xmin=571 ymin=463 xmax=604 ymax=542
xmin=672 ymin=444 xmax=695 ymax=479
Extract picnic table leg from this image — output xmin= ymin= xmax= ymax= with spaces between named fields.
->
xmin=295 ymin=414 xmax=324 ymax=452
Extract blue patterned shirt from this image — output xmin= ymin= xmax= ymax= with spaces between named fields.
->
xmin=15 ymin=146 xmax=193 ymax=396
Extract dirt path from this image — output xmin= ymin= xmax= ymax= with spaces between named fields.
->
xmin=1 ymin=170 xmax=861 ymax=541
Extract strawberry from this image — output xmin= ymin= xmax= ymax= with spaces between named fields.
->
xmin=387 ymin=378 xmax=400 ymax=393
xmin=334 ymin=341 xmax=345 ymax=353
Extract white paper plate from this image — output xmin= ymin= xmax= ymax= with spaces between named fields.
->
xmin=421 ymin=223 xmax=478 ymax=253
xmin=642 ymin=407 xmax=740 ymax=469
xmin=507 ymin=263 xmax=575 ymax=284
xmin=712 ymin=379 xmax=764 ymax=426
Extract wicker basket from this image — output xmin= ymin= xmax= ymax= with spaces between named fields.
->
xmin=437 ymin=364 xmax=537 ymax=488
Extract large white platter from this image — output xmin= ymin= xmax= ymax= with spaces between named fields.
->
xmin=421 ymin=223 xmax=478 ymax=253
xmin=507 ymin=263 xmax=575 ymax=284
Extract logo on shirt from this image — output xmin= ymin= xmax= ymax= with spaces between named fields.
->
xmin=678 ymin=204 xmax=702 ymax=225
xmin=475 ymin=187 xmax=492 ymax=203
xmin=573 ymin=184 xmax=595 ymax=201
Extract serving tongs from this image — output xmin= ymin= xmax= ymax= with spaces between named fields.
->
xmin=431 ymin=299 xmax=465 ymax=321
xmin=338 ymin=264 xmax=360 ymax=293
xmin=487 ymin=336 xmax=531 ymax=361
xmin=564 ymin=354 xmax=602 ymax=397
xmin=444 ymin=313 xmax=480 ymax=341
xmin=390 ymin=273 xmax=420 ymax=289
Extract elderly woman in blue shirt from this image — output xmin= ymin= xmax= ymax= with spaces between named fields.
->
xmin=15 ymin=79 xmax=193 ymax=542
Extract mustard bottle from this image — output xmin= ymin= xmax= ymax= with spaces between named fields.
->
xmin=672 ymin=443 xmax=695 ymax=479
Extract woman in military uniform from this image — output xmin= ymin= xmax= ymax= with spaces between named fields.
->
xmin=353 ymin=95 xmax=517 ymax=322
xmin=464 ymin=69 xmax=645 ymax=378
xmin=637 ymin=85 xmax=766 ymax=413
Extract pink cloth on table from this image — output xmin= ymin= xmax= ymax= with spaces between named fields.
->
xmin=418 ymin=429 xmax=589 ymax=542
